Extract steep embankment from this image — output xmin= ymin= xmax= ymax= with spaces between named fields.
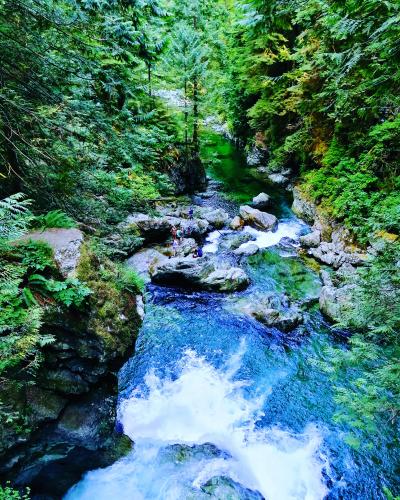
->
xmin=0 ymin=230 xmax=143 ymax=497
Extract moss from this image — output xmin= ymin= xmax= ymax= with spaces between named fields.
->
xmin=76 ymin=243 xmax=141 ymax=356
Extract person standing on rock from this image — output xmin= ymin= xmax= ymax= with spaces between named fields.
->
xmin=189 ymin=206 xmax=194 ymax=220
xmin=176 ymin=228 xmax=183 ymax=243
xmin=171 ymin=225 xmax=177 ymax=240
xmin=172 ymin=239 xmax=178 ymax=257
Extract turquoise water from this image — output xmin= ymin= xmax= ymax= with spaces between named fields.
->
xmin=66 ymin=135 xmax=399 ymax=500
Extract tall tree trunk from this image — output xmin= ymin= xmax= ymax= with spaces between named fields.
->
xmin=147 ymin=62 xmax=152 ymax=97
xmin=184 ymin=77 xmax=188 ymax=157
xmin=192 ymin=75 xmax=199 ymax=156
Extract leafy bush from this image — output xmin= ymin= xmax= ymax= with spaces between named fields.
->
xmin=0 ymin=483 xmax=30 ymax=500
xmin=32 ymin=210 xmax=76 ymax=230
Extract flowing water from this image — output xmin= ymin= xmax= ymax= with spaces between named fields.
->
xmin=66 ymin=132 xmax=399 ymax=500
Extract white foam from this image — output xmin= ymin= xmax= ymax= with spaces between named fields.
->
xmin=238 ymin=219 xmax=305 ymax=252
xmin=203 ymin=229 xmax=226 ymax=253
xmin=66 ymin=346 xmax=328 ymax=500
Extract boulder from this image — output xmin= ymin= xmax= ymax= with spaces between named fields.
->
xmin=151 ymin=257 xmax=250 ymax=292
xmin=234 ymin=243 xmax=259 ymax=256
xmin=252 ymin=192 xmax=270 ymax=209
xmin=200 ymin=208 xmax=230 ymax=228
xmin=126 ymin=214 xmax=172 ymax=243
xmin=203 ymin=268 xmax=250 ymax=292
xmin=239 ymin=205 xmax=278 ymax=231
xmin=319 ymin=269 xmax=356 ymax=322
xmin=230 ymin=216 xmax=243 ymax=230
xmin=291 ymin=186 xmax=317 ymax=223
xmin=220 ymin=233 xmax=255 ymax=251
xmin=126 ymin=248 xmax=168 ymax=282
xmin=300 ymin=231 xmax=321 ymax=248
xmin=180 ymin=218 xmax=210 ymax=238
xmin=238 ymin=293 xmax=303 ymax=332
xmin=201 ymin=476 xmax=263 ymax=499
xmin=268 ymin=173 xmax=289 ymax=185
xmin=309 ymin=242 xmax=368 ymax=269
xmin=21 ymin=228 xmax=84 ymax=277
xmin=253 ymin=307 xmax=303 ymax=332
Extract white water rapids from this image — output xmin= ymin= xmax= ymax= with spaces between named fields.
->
xmin=203 ymin=219 xmax=306 ymax=254
xmin=65 ymin=345 xmax=328 ymax=500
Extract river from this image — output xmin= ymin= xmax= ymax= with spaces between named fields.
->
xmin=65 ymin=132 xmax=399 ymax=499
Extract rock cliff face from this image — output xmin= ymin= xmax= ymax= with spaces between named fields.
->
xmin=292 ymin=185 xmax=363 ymax=322
xmin=0 ymin=237 xmax=142 ymax=498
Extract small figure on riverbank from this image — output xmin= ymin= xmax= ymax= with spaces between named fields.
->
xmin=171 ymin=225 xmax=177 ymax=240
xmin=172 ymin=239 xmax=178 ymax=257
xmin=193 ymin=245 xmax=203 ymax=258
xmin=176 ymin=228 xmax=183 ymax=243
xmin=189 ymin=206 xmax=194 ymax=220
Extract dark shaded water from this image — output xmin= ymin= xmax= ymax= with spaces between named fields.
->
xmin=66 ymin=133 xmax=399 ymax=499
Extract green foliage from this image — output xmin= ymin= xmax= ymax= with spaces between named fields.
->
xmin=0 ymin=194 xmax=32 ymax=241
xmin=32 ymin=210 xmax=76 ymax=230
xmin=0 ymin=0 xmax=179 ymax=225
xmin=114 ymin=265 xmax=145 ymax=295
xmin=322 ymin=244 xmax=400 ymax=436
xmin=0 ymin=483 xmax=30 ymax=500
xmin=222 ymin=0 xmax=400 ymax=244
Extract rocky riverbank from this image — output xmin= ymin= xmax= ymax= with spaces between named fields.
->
xmin=0 ymin=230 xmax=143 ymax=498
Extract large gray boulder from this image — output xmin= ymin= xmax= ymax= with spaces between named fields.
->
xmin=220 ymin=232 xmax=255 ymax=251
xmin=268 ymin=172 xmax=290 ymax=185
xmin=126 ymin=213 xmax=172 ymax=243
xmin=252 ymin=192 xmax=270 ymax=209
xmin=237 ymin=293 xmax=303 ymax=332
xmin=300 ymin=231 xmax=321 ymax=248
xmin=151 ymin=257 xmax=250 ymax=292
xmin=199 ymin=208 xmax=230 ymax=229
xmin=126 ymin=248 xmax=168 ymax=282
xmin=253 ymin=307 xmax=303 ymax=332
xmin=309 ymin=242 xmax=368 ymax=269
xmin=239 ymin=206 xmax=278 ymax=231
xmin=21 ymin=228 xmax=84 ymax=277
xmin=203 ymin=268 xmax=250 ymax=292
xmin=234 ymin=243 xmax=259 ymax=256
xmin=319 ymin=270 xmax=356 ymax=322
xmin=292 ymin=186 xmax=317 ymax=223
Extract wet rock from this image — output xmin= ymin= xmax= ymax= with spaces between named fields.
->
xmin=0 ymin=246 xmax=142 ymax=497
xmin=39 ymin=369 xmax=90 ymax=395
xmin=239 ymin=293 xmax=304 ymax=332
xmin=252 ymin=192 xmax=270 ymax=209
xmin=246 ymin=145 xmax=268 ymax=167
xmin=126 ymin=214 xmax=172 ymax=243
xmin=230 ymin=216 xmax=243 ymax=230
xmin=126 ymin=213 xmax=209 ymax=243
xmin=204 ymin=267 xmax=250 ymax=292
xmin=126 ymin=248 xmax=168 ymax=282
xmin=220 ymin=233 xmax=255 ymax=251
xmin=300 ymin=231 xmax=321 ymax=248
xmin=309 ymin=242 xmax=368 ymax=269
xmin=20 ymin=228 xmax=84 ymax=277
xmin=199 ymin=208 xmax=230 ymax=228
xmin=196 ymin=190 xmax=217 ymax=199
xmin=26 ymin=387 xmax=67 ymax=424
xmin=292 ymin=186 xmax=316 ymax=223
xmin=234 ymin=243 xmax=259 ymax=256
xmin=239 ymin=206 xmax=278 ymax=231
xmin=254 ymin=306 xmax=303 ymax=332
xmin=319 ymin=269 xmax=356 ymax=323
xmin=268 ymin=172 xmax=290 ymax=185
xmin=151 ymin=257 xmax=250 ymax=292
xmin=201 ymin=476 xmax=264 ymax=499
